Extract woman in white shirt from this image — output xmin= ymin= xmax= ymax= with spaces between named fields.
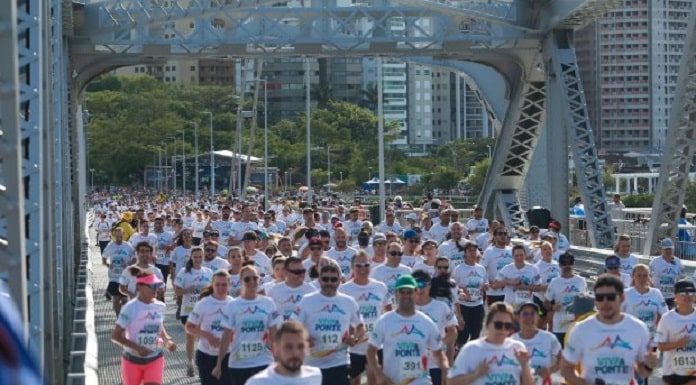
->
xmin=448 ymin=302 xmax=534 ymax=385
xmin=185 ymin=270 xmax=234 ymax=385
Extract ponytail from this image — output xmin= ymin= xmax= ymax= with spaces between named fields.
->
xmin=199 ymin=285 xmax=214 ymax=299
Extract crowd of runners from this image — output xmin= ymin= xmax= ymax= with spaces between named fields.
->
xmin=91 ymin=190 xmax=696 ymax=385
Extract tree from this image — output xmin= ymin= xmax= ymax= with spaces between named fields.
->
xmin=311 ymin=83 xmax=334 ymax=108
xmin=359 ymin=82 xmax=378 ymax=111
xmin=467 ymin=158 xmax=491 ymax=197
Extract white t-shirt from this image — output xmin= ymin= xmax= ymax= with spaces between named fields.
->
xmin=452 ymin=262 xmax=488 ymax=307
xmin=369 ymin=310 xmax=442 ymax=385
xmin=655 ymin=308 xmax=696 ymax=376
xmin=544 ymin=275 xmax=587 ymax=333
xmin=213 ymin=219 xmax=234 ymax=243
xmin=438 ymin=240 xmax=465 ymax=270
xmin=412 ymin=261 xmax=435 ymax=278
xmin=497 ymin=262 xmax=540 ymax=306
xmin=188 ymin=295 xmax=233 ymax=356
xmin=231 ymin=221 xmax=259 ymax=243
xmin=247 ymin=250 xmax=271 ymax=277
xmin=465 ymin=218 xmax=488 ymax=235
xmin=192 ymin=220 xmax=208 ymax=238
xmin=119 ymin=264 xmax=165 ymax=296
xmin=174 ymin=266 xmax=214 ymax=316
xmin=449 ymin=338 xmax=527 ymax=385
xmin=129 ymin=233 xmax=158 ymax=251
xmin=267 ymin=282 xmax=317 ymax=321
xmin=563 ymin=314 xmax=650 ymax=385
xmin=294 ymin=292 xmax=363 ymax=369
xmin=246 ymin=364 xmax=322 ymax=385
xmin=116 ymin=299 xmax=166 ymax=359
xmin=338 ymin=279 xmax=389 ymax=355
xmin=533 ymin=259 xmax=560 ymax=300
xmin=401 ymin=254 xmax=423 ymax=269
xmin=416 ymin=300 xmax=457 ymax=369
xmin=649 ymin=256 xmax=686 ymax=299
xmin=326 ymin=247 xmax=358 ymax=277
xmin=617 ymin=254 xmax=639 ymax=276
xmin=222 ymin=296 xmax=279 ymax=368
xmin=369 ymin=264 xmax=412 ymax=305
xmin=344 ymin=219 xmax=363 ymax=241
xmin=202 ymin=257 xmax=230 ymax=272
xmin=428 ymin=223 xmax=450 ymax=244
xmin=621 ymin=287 xmax=668 ymax=345
xmin=377 ymin=221 xmax=402 ymax=235
xmin=228 ymin=273 xmax=242 ymax=297
xmin=153 ymin=231 xmax=174 ymax=266
xmin=482 ymin=246 xmax=513 ymax=297
xmin=511 ymin=330 xmax=561 ymax=374
xmin=172 ymin=245 xmax=192 ymax=268
xmin=475 ymin=232 xmax=491 ymax=251
xmin=96 ymin=220 xmax=112 ymax=242
xmin=103 ymin=242 xmax=135 ymax=282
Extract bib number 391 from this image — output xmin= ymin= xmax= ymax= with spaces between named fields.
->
xmin=400 ymin=357 xmax=424 ymax=379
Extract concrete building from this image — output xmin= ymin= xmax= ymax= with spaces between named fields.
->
xmin=576 ymin=0 xmax=693 ymax=154
xmin=263 ymin=58 xmax=320 ymax=122
xmin=408 ymin=64 xmax=434 ymax=148
xmin=430 ymin=70 xmax=490 ymax=144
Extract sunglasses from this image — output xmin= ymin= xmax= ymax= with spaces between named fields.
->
xmin=309 ymin=246 xmax=322 ymax=251
xmin=287 ymin=268 xmax=307 ymax=275
xmin=243 ymin=276 xmax=260 ymax=283
xmin=493 ymin=321 xmax=515 ymax=331
xmin=388 ymin=251 xmax=403 ymax=257
xmin=595 ymin=293 xmax=618 ymax=302
xmin=354 ymin=263 xmax=370 ymax=268
xmin=321 ymin=276 xmax=339 ymax=283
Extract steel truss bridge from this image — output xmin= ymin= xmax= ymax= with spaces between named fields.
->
xmin=2 ymin=0 xmax=696 ymax=383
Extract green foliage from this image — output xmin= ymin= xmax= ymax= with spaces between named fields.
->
xmin=684 ymin=182 xmax=696 ymax=211
xmin=622 ymin=194 xmax=654 ymax=208
xmin=466 ymin=158 xmax=491 ymax=196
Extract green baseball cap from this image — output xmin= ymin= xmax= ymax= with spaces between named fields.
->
xmin=395 ymin=275 xmax=418 ymax=290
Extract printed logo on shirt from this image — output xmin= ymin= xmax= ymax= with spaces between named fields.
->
xmin=138 ymin=312 xmax=163 ymax=322
xmin=661 ymin=267 xmax=678 ymax=276
xmin=636 ymin=299 xmax=660 ymax=307
xmin=241 ymin=305 xmax=269 ymax=315
xmin=210 ymin=319 xmax=224 ymax=332
xmin=466 ymin=270 xmax=484 ymax=278
xmin=562 ymin=285 xmax=581 ymax=294
xmin=359 ymin=304 xmax=378 ymax=319
xmin=320 ymin=304 xmax=346 ymax=314
xmin=486 ymin=354 xmax=519 ymax=367
xmin=357 ymin=292 xmax=382 ymax=302
xmin=679 ymin=323 xmax=696 ymax=334
xmin=391 ymin=324 xmax=426 ymax=338
xmin=591 ymin=335 xmax=632 ymax=351
xmin=240 ymin=320 xmax=266 ymax=333
xmin=282 ymin=294 xmax=303 ymax=304
xmin=530 ymin=348 xmax=548 ymax=359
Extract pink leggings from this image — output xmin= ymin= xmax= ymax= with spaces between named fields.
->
xmin=121 ymin=355 xmax=164 ymax=385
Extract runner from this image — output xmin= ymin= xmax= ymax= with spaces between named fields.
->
xmin=649 ymin=238 xmax=687 ymax=309
xmin=227 ymin=247 xmax=244 ymax=297
xmin=212 ymin=265 xmax=279 ymax=385
xmin=412 ymin=270 xmax=457 ymax=385
xmin=152 ymin=217 xmax=174 ymax=284
xmin=605 ymin=255 xmax=632 ymax=288
xmin=481 ymin=227 xmax=513 ymax=305
xmin=326 ymin=227 xmax=358 ymax=279
xmin=401 ymin=229 xmax=423 ymax=268
xmin=544 ymin=252 xmax=587 ymax=347
xmin=338 ymin=251 xmax=389 ymax=385
xmin=240 ymin=231 xmax=271 ymax=278
xmin=656 ymin=280 xmax=696 ymax=385
xmin=532 ymin=241 xmax=560 ymax=329
xmin=95 ymin=212 xmax=112 ymax=254
xmin=495 ymin=244 xmax=540 ymax=307
xmin=464 ymin=206 xmax=488 ymax=238
xmin=111 ymin=267 xmax=177 ymax=385
xmin=511 ymin=302 xmax=561 ymax=385
xmin=102 ymin=227 xmax=135 ymax=315
xmin=414 ymin=240 xmax=439 ymax=277
xmin=369 ymin=233 xmax=388 ymax=265
xmin=369 ymin=241 xmax=412 ymax=305
xmin=560 ymin=274 xmax=658 ymax=385
xmin=185 ymin=270 xmax=234 ymax=385
xmin=448 ymin=302 xmax=532 ymax=385
xmin=295 ymin=264 xmax=364 ymax=385
xmin=267 ymin=256 xmax=316 ymax=321
xmin=368 ymin=275 xmax=448 ymax=385
xmin=119 ymin=241 xmax=165 ymax=300
xmin=202 ymin=240 xmax=231 ymax=271
xmin=170 ymin=228 xmax=194 ymax=283
xmin=452 ymin=241 xmax=488 ymax=348
xmin=261 ymin=256 xmax=287 ymax=294
xmin=174 ymin=246 xmax=214 ymax=376
xmin=437 ymin=222 xmax=467 ymax=269
xmin=614 ymin=234 xmax=639 ymax=276
xmin=622 ymin=264 xmax=668 ymax=349
xmin=245 ymin=320 xmax=322 ymax=385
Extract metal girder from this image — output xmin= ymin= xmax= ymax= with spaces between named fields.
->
xmin=645 ymin=7 xmax=696 ymax=256
xmin=17 ymin=0 xmax=46 ymax=366
xmin=545 ymin=30 xmax=613 ymax=249
xmin=392 ymin=0 xmax=533 ymax=31
xmin=81 ymin=3 xmax=528 ymax=56
xmin=0 ymin=0 xmax=29 ymax=334
xmin=478 ymin=55 xmax=546 ymax=231
xmin=543 ymin=0 xmax=623 ymax=30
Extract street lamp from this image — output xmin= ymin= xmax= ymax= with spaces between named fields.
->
xmin=181 ymin=130 xmax=186 ymax=193
xmin=189 ymin=121 xmax=199 ymax=198
xmin=202 ymin=111 xmax=214 ymax=196
xmin=305 ymin=58 xmax=312 ymax=203
xmin=89 ymin=168 xmax=95 ymax=190
xmin=251 ymin=78 xmax=269 ymax=211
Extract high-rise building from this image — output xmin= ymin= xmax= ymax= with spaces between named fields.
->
xmin=263 ymin=58 xmax=320 ymax=122
xmin=430 ymin=70 xmax=489 ymax=144
xmin=408 ymin=64 xmax=434 ymax=148
xmin=576 ymin=0 xmax=693 ymax=154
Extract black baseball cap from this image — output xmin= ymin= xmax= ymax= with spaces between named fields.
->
xmin=675 ymin=280 xmax=696 ymax=295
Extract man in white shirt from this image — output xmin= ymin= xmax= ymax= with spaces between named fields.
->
xmin=246 ymin=320 xmax=322 ymax=385
xmin=655 ymin=280 xmax=696 ymax=385
xmin=428 ymin=209 xmax=452 ymax=244
xmin=376 ymin=210 xmax=402 ymax=236
xmin=608 ymin=194 xmax=625 ymax=220
xmin=464 ymin=206 xmax=488 ymax=238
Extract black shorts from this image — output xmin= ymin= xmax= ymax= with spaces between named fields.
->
xmin=533 ymin=295 xmax=548 ymax=318
xmin=348 ymin=350 xmax=383 ymax=378
xmin=663 ymin=374 xmax=696 ymax=385
xmin=180 ymin=315 xmax=188 ymax=325
xmin=107 ymin=281 xmax=125 ymax=298
xmin=486 ymin=295 xmax=505 ymax=306
xmin=320 ymin=365 xmax=349 ymax=385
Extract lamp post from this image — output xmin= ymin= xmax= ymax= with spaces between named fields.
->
xmin=190 ymin=121 xmax=199 ymax=198
xmin=203 ymin=111 xmax=214 ymax=196
xmin=305 ymin=58 xmax=312 ymax=203
xmin=181 ymin=130 xmax=186 ymax=193
xmin=89 ymin=168 xmax=95 ymax=190
xmin=251 ymin=78 xmax=269 ymax=211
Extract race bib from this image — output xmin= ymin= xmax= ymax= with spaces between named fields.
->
xmin=514 ymin=290 xmax=532 ymax=303
xmin=467 ymin=287 xmax=481 ymax=302
xmin=661 ymin=285 xmax=674 ymax=296
xmin=672 ymin=353 xmax=696 ymax=374
xmin=316 ymin=332 xmax=341 ymax=353
xmin=184 ymin=292 xmax=200 ymax=313
xmin=400 ymin=356 xmax=426 ymax=379
xmin=238 ymin=341 xmax=265 ymax=360
xmin=136 ymin=331 xmax=160 ymax=350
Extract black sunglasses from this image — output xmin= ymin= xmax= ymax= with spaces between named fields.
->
xmin=493 ymin=321 xmax=515 ymax=331
xmin=309 ymin=246 xmax=322 ymax=251
xmin=243 ymin=276 xmax=260 ymax=283
xmin=354 ymin=263 xmax=370 ymax=268
xmin=388 ymin=251 xmax=402 ymax=257
xmin=321 ymin=276 xmax=339 ymax=283
xmin=595 ymin=293 xmax=618 ymax=302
